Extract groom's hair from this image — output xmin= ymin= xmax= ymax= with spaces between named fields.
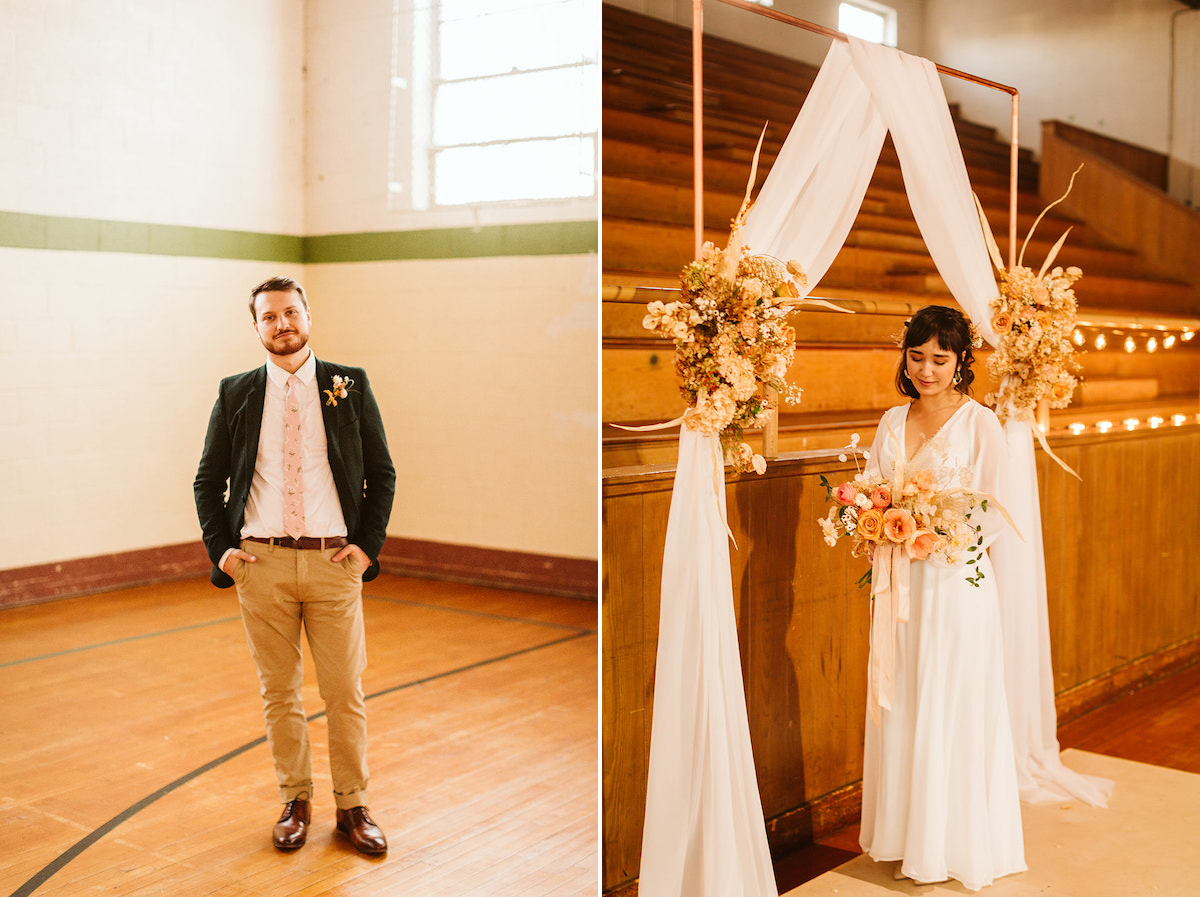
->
xmin=894 ymin=305 xmax=976 ymax=399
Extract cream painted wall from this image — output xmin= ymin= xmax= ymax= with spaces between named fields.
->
xmin=304 ymin=256 xmax=598 ymax=559
xmin=0 ymin=0 xmax=305 ymax=232
xmin=302 ymin=0 xmax=599 ymax=562
xmin=1 ymin=0 xmax=599 ymax=571
xmin=925 ymin=0 xmax=1186 ymax=159
xmin=0 ymin=248 xmax=299 ymax=568
xmin=0 ymin=1 xmax=305 ymax=570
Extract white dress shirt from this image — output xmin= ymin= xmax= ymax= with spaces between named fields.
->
xmin=241 ymin=350 xmax=348 ymax=540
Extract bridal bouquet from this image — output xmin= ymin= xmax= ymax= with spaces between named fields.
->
xmin=818 ymin=437 xmax=988 ymax=587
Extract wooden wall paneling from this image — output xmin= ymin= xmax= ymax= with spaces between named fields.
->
xmin=1039 ymin=443 xmax=1077 ymax=695
xmin=791 ymin=461 xmax=870 ymax=803
xmin=602 ymin=490 xmax=649 ymax=889
xmin=602 ymin=428 xmax=1200 ymax=894
xmin=735 ymin=473 xmax=803 ymax=819
xmin=1043 ymin=121 xmax=1169 ymax=190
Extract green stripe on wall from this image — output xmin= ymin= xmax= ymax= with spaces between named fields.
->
xmin=303 ymin=220 xmax=598 ymax=262
xmin=0 ymin=211 xmax=306 ymax=262
xmin=0 ymin=211 xmax=597 ymax=263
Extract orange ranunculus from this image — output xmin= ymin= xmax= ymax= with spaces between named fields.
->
xmin=908 ymin=530 xmax=945 ymax=560
xmin=857 ymin=509 xmax=885 ymax=542
xmin=869 ymin=485 xmax=892 ymax=509
xmin=991 ymin=312 xmax=1013 ymax=334
xmin=883 ymin=508 xmax=917 ymax=544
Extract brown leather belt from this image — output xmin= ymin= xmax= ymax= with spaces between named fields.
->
xmin=244 ymin=536 xmax=348 ymax=551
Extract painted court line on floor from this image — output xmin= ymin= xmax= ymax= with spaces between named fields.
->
xmin=8 ymin=629 xmax=594 ymax=897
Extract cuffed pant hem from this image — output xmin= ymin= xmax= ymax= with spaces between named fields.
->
xmin=333 ymin=788 xmax=369 ymax=810
xmin=280 ymin=784 xmax=314 ymax=803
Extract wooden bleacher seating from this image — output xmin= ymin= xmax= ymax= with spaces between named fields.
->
xmin=602 ymin=4 xmax=1200 ymax=468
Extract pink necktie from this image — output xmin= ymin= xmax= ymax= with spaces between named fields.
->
xmin=283 ymin=375 xmax=305 ymax=539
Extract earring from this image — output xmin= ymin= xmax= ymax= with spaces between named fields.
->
xmin=953 ymin=370 xmax=963 ymax=386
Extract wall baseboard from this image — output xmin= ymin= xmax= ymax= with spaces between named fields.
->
xmin=0 ymin=543 xmax=211 ymax=609
xmin=378 ymin=536 xmax=597 ymax=599
xmin=1055 ymin=633 xmax=1200 ymax=724
xmin=0 ymin=538 xmax=598 ymax=609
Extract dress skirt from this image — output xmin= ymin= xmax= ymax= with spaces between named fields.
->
xmin=859 ymin=550 xmax=1027 ymax=891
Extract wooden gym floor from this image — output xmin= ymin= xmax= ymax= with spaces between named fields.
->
xmin=0 ymin=574 xmax=598 ymax=897
xmin=774 ymin=658 xmax=1200 ymax=891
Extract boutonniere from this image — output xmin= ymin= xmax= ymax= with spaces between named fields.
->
xmin=324 ymin=374 xmax=355 ymax=407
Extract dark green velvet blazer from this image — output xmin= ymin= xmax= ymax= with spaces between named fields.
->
xmin=194 ymin=359 xmax=395 ymax=588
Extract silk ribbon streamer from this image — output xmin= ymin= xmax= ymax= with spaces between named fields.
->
xmin=868 ymin=542 xmax=910 ymax=727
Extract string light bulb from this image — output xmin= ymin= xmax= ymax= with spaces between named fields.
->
xmin=1174 ymin=414 xmax=1188 ymax=426
xmin=1184 ymin=329 xmax=1195 ymax=341
xmin=1096 ymin=420 xmax=1113 ymax=433
xmin=1069 ymin=422 xmax=1086 ymax=435
xmin=1164 ymin=334 xmax=1177 ymax=349
xmin=1072 ymin=329 xmax=1084 ymax=346
xmin=1147 ymin=336 xmax=1158 ymax=353
xmin=1124 ymin=335 xmax=1136 ymax=353
xmin=1094 ymin=333 xmax=1106 ymax=350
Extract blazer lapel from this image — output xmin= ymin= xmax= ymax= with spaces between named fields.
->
xmin=316 ymin=358 xmax=345 ymax=472
xmin=242 ymin=366 xmax=267 ymax=472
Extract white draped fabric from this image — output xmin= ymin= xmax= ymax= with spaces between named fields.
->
xmin=745 ymin=36 xmax=1111 ymax=808
xmin=640 ymin=34 xmax=1111 ymax=897
xmin=638 ymin=429 xmax=777 ymax=897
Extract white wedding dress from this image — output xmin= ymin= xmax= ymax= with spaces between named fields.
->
xmin=860 ymin=400 xmax=1027 ymax=891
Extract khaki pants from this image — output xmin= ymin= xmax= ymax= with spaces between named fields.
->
xmin=233 ymin=540 xmax=369 ymax=809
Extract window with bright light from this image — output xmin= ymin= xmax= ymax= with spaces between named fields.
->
xmin=400 ymin=0 xmax=597 ymax=210
xmin=838 ymin=1 xmax=897 ymax=47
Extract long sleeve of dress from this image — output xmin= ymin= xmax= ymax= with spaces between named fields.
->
xmin=968 ymin=405 xmax=1012 ymax=553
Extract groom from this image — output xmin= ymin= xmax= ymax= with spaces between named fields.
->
xmin=194 ymin=275 xmax=395 ymax=854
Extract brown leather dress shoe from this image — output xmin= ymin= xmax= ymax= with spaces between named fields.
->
xmin=336 ymin=806 xmax=387 ymax=855
xmin=272 ymin=799 xmax=310 ymax=851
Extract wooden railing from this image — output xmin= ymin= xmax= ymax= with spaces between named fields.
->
xmin=601 ymin=423 xmax=1200 ymax=894
xmin=1041 ymin=121 xmax=1200 ymax=311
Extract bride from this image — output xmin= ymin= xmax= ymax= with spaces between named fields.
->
xmin=859 ymin=305 xmax=1026 ymax=890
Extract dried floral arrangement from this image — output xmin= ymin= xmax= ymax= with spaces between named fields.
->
xmin=643 ymin=241 xmax=806 ymax=474
xmin=975 ymin=169 xmax=1084 ymax=427
xmin=637 ymin=129 xmax=831 ymax=474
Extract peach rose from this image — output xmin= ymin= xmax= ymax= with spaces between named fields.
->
xmin=869 ymin=485 xmax=892 ymax=509
xmin=883 ymin=508 xmax=917 ymax=544
xmin=991 ymin=312 xmax=1013 ymax=335
xmin=834 ymin=482 xmax=857 ymax=505
xmin=908 ymin=530 xmax=945 ymax=560
xmin=1051 ymin=381 xmax=1073 ymax=403
xmin=857 ymin=509 xmax=885 ymax=542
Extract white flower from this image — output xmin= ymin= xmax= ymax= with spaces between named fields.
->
xmin=819 ymin=516 xmax=837 ymax=547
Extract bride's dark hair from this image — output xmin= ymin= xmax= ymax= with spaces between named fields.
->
xmin=895 ymin=305 xmax=976 ymax=399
